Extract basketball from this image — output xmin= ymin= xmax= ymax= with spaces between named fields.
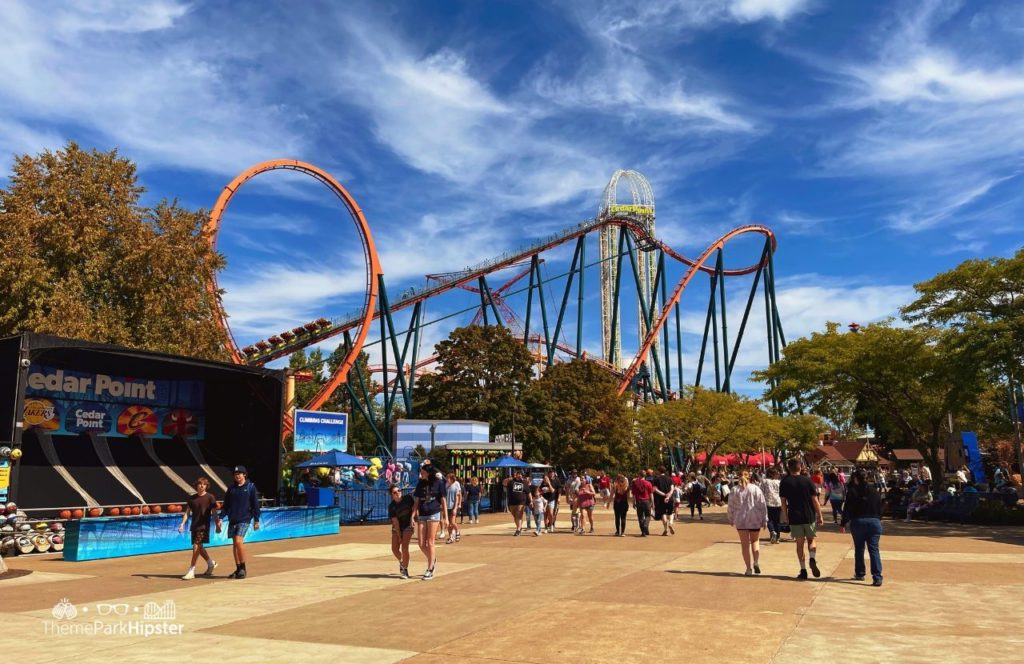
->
xmin=88 ymin=508 xmax=103 ymax=517
xmin=131 ymin=506 xmax=141 ymax=515
xmin=72 ymin=509 xmax=84 ymax=519
xmin=152 ymin=505 xmax=162 ymax=514
xmin=58 ymin=510 xmax=71 ymax=520
xmin=141 ymin=506 xmax=150 ymax=514
xmin=109 ymin=508 xmax=120 ymax=516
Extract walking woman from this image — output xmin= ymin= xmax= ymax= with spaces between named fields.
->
xmin=445 ymin=472 xmax=462 ymax=544
xmin=388 ymin=484 xmax=415 ymax=578
xmin=576 ymin=477 xmax=597 ymax=534
xmin=824 ymin=471 xmax=845 ymax=524
xmin=612 ymin=474 xmax=630 ymax=536
xmin=727 ymin=470 xmax=768 ymax=576
xmin=504 ymin=470 xmax=530 ymax=536
xmin=413 ymin=462 xmax=448 ymax=580
xmin=762 ymin=469 xmax=783 ymax=543
xmin=840 ymin=469 xmax=883 ymax=586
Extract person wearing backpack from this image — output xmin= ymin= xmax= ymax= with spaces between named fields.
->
xmin=215 ymin=465 xmax=261 ymax=579
xmin=686 ymin=472 xmax=705 ymax=520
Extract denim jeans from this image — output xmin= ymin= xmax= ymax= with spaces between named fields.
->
xmin=533 ymin=508 xmax=544 ymax=532
xmin=849 ymin=517 xmax=883 ymax=582
xmin=635 ymin=501 xmax=651 ymax=535
xmin=767 ymin=506 xmax=781 ymax=537
xmin=467 ymin=499 xmax=480 ymax=520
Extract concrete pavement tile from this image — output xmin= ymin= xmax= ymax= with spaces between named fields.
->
xmin=431 ymin=600 xmax=798 ymax=664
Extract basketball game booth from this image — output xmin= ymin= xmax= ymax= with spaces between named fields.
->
xmin=0 ymin=333 xmax=339 ymax=562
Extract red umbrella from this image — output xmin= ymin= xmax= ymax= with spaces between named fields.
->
xmin=748 ymin=452 xmax=776 ymax=466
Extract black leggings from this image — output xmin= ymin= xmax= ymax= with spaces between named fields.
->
xmin=689 ymin=499 xmax=703 ymax=517
xmin=613 ymin=500 xmax=628 ymax=534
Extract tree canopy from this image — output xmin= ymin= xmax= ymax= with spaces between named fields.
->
xmin=413 ymin=325 xmax=533 ymax=437
xmin=0 ymin=142 xmax=226 ymax=359
xmin=636 ymin=386 xmax=773 ymax=473
xmin=755 ymin=322 xmax=986 ymax=481
xmin=521 ymin=359 xmax=634 ymax=470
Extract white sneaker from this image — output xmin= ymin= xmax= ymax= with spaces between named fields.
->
xmin=182 ymin=567 xmax=195 ymax=580
xmin=205 ymin=560 xmax=218 ymax=576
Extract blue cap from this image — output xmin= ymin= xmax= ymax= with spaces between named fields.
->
xmin=233 ymin=465 xmax=247 ymax=474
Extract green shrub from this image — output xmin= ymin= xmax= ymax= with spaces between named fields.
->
xmin=970 ymin=500 xmax=1024 ymax=526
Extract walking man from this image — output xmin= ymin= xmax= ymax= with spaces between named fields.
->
xmin=215 ymin=465 xmax=260 ymax=579
xmin=630 ymin=471 xmax=654 ymax=537
xmin=780 ymin=458 xmax=824 ymax=580
xmin=652 ymin=467 xmax=675 ymax=535
xmin=177 ymin=476 xmax=218 ymax=579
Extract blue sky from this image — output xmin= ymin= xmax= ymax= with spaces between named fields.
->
xmin=2 ymin=0 xmax=1023 ymax=393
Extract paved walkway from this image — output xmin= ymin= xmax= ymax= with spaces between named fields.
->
xmin=1 ymin=505 xmax=1022 ymax=662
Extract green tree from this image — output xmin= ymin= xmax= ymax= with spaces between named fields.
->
xmin=0 ymin=142 xmax=226 ymax=359
xmin=636 ymin=386 xmax=772 ymax=473
xmin=902 ymin=250 xmax=1024 ymax=471
xmin=413 ymin=325 xmax=533 ymax=437
xmin=521 ymin=359 xmax=633 ymax=469
xmin=755 ymin=322 xmax=987 ymax=483
xmin=766 ymin=413 xmax=828 ymax=461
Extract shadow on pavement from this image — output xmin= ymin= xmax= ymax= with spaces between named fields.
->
xmin=665 ymin=569 xmax=819 ymax=582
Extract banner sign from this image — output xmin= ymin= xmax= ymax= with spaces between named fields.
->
xmin=294 ymin=410 xmax=347 ymax=452
xmin=960 ymin=431 xmax=987 ymax=485
xmin=24 ymin=364 xmax=204 ymax=439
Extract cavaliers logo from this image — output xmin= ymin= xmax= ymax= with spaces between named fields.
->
xmin=162 ymin=409 xmax=199 ymax=437
xmin=116 ymin=405 xmax=158 ymax=436
xmin=24 ymin=399 xmax=60 ymax=430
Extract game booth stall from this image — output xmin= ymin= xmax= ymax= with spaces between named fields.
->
xmin=0 ymin=333 xmax=339 ymax=563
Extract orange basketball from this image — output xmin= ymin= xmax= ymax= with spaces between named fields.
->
xmin=109 ymin=508 xmax=120 ymax=516
xmin=141 ymin=505 xmax=150 ymax=514
xmin=152 ymin=505 xmax=162 ymax=514
xmin=72 ymin=509 xmax=84 ymax=519
xmin=88 ymin=508 xmax=103 ymax=517
xmin=131 ymin=506 xmax=141 ymax=515
xmin=59 ymin=510 xmax=71 ymax=520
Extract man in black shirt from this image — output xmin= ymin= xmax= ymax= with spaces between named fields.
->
xmin=780 ymin=458 xmax=824 ymax=580
xmin=652 ymin=467 xmax=675 ymax=536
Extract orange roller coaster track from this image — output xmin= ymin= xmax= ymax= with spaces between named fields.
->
xmin=205 ymin=159 xmax=383 ymax=414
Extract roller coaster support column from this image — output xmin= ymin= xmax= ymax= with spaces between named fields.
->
xmin=549 ymin=236 xmax=585 ymax=366
xmin=717 ymin=249 xmax=730 ymax=393
xmin=625 ymin=232 xmax=666 ymax=400
xmin=342 ymin=330 xmax=386 ymax=450
xmin=694 ymin=265 xmax=720 ymax=389
xmin=659 ymin=251 xmax=671 ymax=396
xmin=478 ymin=276 xmax=502 ymax=328
xmin=576 ymin=235 xmax=585 ymax=359
xmin=723 ymin=241 xmax=770 ymax=393
xmin=608 ymin=231 xmax=626 ymax=370
xmin=523 ymin=255 xmax=551 ymax=355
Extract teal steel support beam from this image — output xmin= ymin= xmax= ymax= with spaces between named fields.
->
xmin=724 ymin=243 xmax=768 ymax=392
xmin=576 ymin=236 xmax=586 ymax=359
xmin=717 ymin=249 xmax=729 ymax=393
xmin=549 ymin=236 xmax=583 ymax=366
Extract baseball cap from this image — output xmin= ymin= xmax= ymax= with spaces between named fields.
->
xmin=233 ymin=465 xmax=247 ymax=474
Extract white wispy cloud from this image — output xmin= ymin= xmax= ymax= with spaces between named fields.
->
xmin=0 ymin=0 xmax=304 ymax=175
xmin=813 ymin=1 xmax=1024 ymax=236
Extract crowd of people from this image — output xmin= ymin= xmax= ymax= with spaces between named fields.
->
xmin=387 ymin=457 xmax=896 ymax=585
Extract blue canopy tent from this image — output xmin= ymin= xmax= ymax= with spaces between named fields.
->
xmin=480 ymin=455 xmax=531 ymax=469
xmin=295 ymin=449 xmax=369 ymax=468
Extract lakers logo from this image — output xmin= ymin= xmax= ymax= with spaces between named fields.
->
xmin=24 ymin=399 xmax=60 ymax=430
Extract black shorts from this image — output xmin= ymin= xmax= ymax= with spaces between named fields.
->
xmin=191 ymin=526 xmax=210 ymax=545
xmin=654 ymin=502 xmax=668 ymax=519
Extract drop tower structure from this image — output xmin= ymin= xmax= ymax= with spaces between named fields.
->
xmin=598 ymin=170 xmax=659 ymax=391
